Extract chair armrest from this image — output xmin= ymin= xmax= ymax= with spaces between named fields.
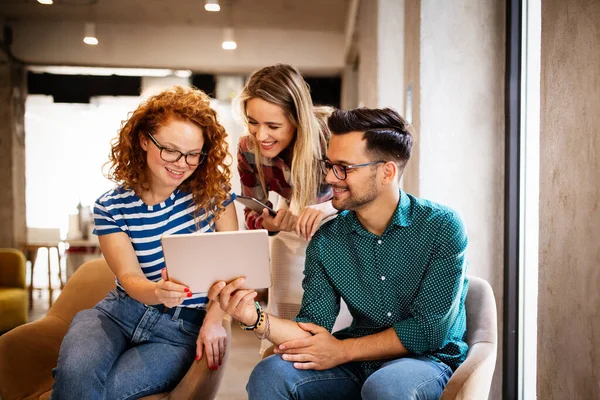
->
xmin=166 ymin=316 xmax=232 ymax=400
xmin=262 ymin=345 xmax=275 ymax=359
xmin=0 ymin=315 xmax=69 ymax=400
xmin=440 ymin=341 xmax=497 ymax=400
xmin=0 ymin=249 xmax=27 ymax=289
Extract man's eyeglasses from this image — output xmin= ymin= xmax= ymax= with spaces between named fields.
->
xmin=319 ymin=159 xmax=387 ymax=180
xmin=145 ymin=132 xmax=207 ymax=167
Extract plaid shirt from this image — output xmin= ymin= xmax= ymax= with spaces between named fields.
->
xmin=237 ymin=135 xmax=333 ymax=229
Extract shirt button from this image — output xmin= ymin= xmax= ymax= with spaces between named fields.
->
xmin=387 ymin=312 xmax=392 ymax=317
xmin=381 ymin=276 xmax=386 ymax=280
xmin=377 ymin=240 xmax=382 ymax=244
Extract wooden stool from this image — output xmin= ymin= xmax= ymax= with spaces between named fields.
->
xmin=22 ymin=243 xmax=63 ymax=310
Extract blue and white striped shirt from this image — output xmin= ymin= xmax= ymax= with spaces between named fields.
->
xmin=93 ymin=186 xmax=235 ymax=308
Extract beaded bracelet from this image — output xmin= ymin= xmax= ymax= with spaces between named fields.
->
xmin=254 ymin=311 xmax=271 ymax=340
xmin=254 ymin=309 xmax=265 ymax=331
xmin=240 ymin=301 xmax=263 ymax=331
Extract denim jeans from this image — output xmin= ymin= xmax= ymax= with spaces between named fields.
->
xmin=246 ymin=354 xmax=453 ymax=400
xmin=51 ymin=288 xmax=201 ymax=400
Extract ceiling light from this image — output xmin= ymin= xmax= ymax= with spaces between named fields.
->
xmin=205 ymin=0 xmax=220 ymax=12
xmin=222 ymin=27 xmax=237 ymax=50
xmin=174 ymin=70 xmax=193 ymax=78
xmin=37 ymin=0 xmax=53 ymax=4
xmin=27 ymin=66 xmax=193 ymax=78
xmin=83 ymin=23 xmax=98 ymax=46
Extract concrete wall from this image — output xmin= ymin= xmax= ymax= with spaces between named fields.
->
xmin=355 ymin=0 xmax=404 ymax=112
xmin=9 ymin=21 xmax=344 ymax=75
xmin=538 ymin=0 xmax=600 ymax=398
xmin=416 ymin=1 xmax=506 ymax=398
xmin=402 ymin=0 xmax=421 ymax=196
xmin=377 ymin=0 xmax=404 ymax=114
xmin=341 ymin=63 xmax=359 ymax=110
xmin=0 ymin=50 xmax=27 ymax=248
xmin=357 ymin=0 xmax=378 ymax=107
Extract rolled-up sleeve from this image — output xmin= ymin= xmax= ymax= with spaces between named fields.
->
xmin=295 ymin=234 xmax=340 ymax=331
xmin=393 ymin=212 xmax=469 ymax=354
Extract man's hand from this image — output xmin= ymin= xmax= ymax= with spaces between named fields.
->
xmin=207 ymin=278 xmax=258 ymax=326
xmin=196 ymin=320 xmax=227 ymax=370
xmin=154 ymin=268 xmax=190 ymax=308
xmin=260 ymin=208 xmax=297 ymax=233
xmin=274 ymin=322 xmax=349 ymax=370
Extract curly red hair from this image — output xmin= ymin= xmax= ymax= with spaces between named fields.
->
xmin=105 ymin=85 xmax=232 ymax=219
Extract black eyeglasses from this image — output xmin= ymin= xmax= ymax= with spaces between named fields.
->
xmin=145 ymin=132 xmax=207 ymax=166
xmin=320 ymin=159 xmax=387 ymax=180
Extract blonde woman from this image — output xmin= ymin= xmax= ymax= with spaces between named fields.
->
xmin=236 ymin=64 xmax=350 ymax=351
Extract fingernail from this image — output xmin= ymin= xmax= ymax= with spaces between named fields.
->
xmin=219 ymin=282 xmax=226 ymax=288
xmin=187 ymin=292 xmax=192 ymax=297
xmin=184 ymin=287 xmax=190 ymax=292
xmin=195 ymin=354 xmax=200 ymax=360
xmin=238 ymin=278 xmax=245 ymax=284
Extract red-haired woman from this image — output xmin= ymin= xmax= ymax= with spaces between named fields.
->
xmin=51 ymin=86 xmax=238 ymax=399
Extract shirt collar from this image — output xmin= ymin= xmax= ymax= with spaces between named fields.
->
xmin=340 ymin=190 xmax=413 ymax=235
xmin=392 ymin=190 xmax=413 ymax=228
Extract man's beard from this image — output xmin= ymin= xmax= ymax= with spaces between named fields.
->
xmin=331 ymin=172 xmax=379 ymax=211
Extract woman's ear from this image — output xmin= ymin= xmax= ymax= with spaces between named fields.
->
xmin=139 ymin=133 xmax=149 ymax=151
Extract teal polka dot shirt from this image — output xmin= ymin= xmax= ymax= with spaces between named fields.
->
xmin=296 ymin=190 xmax=469 ymax=370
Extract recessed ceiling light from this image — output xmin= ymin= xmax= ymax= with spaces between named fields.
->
xmin=83 ymin=23 xmax=99 ymax=46
xmin=37 ymin=0 xmax=53 ymax=4
xmin=222 ymin=27 xmax=237 ymax=50
xmin=205 ymin=0 xmax=220 ymax=12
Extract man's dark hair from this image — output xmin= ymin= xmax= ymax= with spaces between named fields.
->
xmin=327 ymin=107 xmax=413 ymax=167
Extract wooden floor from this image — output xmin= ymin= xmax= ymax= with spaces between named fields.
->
xmin=27 ymin=273 xmax=261 ymax=400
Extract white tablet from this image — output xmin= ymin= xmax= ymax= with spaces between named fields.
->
xmin=161 ymin=230 xmax=271 ymax=293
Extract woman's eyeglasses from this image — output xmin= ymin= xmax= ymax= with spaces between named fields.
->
xmin=145 ymin=132 xmax=207 ymax=166
xmin=319 ymin=159 xmax=386 ymax=180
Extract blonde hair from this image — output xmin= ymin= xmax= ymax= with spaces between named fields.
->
xmin=236 ymin=64 xmax=332 ymax=214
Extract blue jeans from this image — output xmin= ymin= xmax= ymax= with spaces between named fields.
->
xmin=51 ymin=288 xmax=201 ymax=400
xmin=247 ymin=354 xmax=452 ymax=400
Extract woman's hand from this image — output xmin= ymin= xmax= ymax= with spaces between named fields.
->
xmin=295 ymin=205 xmax=327 ymax=240
xmin=196 ymin=320 xmax=228 ymax=370
xmin=154 ymin=268 xmax=191 ymax=308
xmin=260 ymin=208 xmax=297 ymax=233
